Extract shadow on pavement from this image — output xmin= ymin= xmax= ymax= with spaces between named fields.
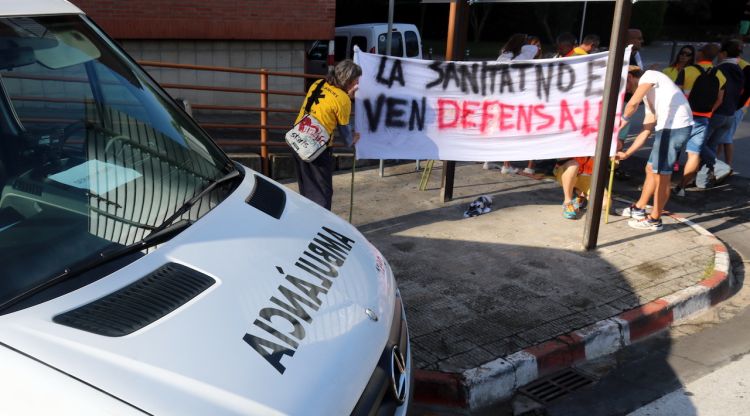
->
xmin=320 ymin=162 xmax=717 ymax=415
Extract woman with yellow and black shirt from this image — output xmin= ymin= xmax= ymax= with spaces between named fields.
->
xmin=662 ymin=45 xmax=695 ymax=82
xmin=293 ymin=59 xmax=361 ymax=210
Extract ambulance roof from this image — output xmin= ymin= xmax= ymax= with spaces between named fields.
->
xmin=0 ymin=0 xmax=83 ymax=17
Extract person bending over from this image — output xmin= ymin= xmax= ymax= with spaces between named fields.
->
xmin=292 ymin=59 xmax=361 ymax=210
xmin=616 ymin=67 xmax=696 ymax=231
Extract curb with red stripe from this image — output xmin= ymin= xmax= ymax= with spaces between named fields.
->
xmin=413 ymin=215 xmax=734 ymax=410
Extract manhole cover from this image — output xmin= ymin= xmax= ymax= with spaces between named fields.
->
xmin=518 ymin=368 xmax=595 ymax=403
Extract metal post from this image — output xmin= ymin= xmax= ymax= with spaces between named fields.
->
xmin=668 ymin=40 xmax=677 ymax=65
xmin=386 ymin=0 xmax=394 ymax=53
xmin=579 ymin=1 xmax=588 ymax=43
xmin=380 ymin=0 xmax=395 ymax=178
xmin=440 ymin=0 xmax=469 ymax=203
xmin=582 ymin=0 xmax=632 ymax=251
xmin=260 ymin=69 xmax=269 ymax=176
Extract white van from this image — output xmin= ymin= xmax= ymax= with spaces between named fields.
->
xmin=0 ymin=1 xmax=411 ymax=415
xmin=334 ymin=23 xmax=423 ymax=61
xmin=304 ymin=24 xmax=422 ymax=87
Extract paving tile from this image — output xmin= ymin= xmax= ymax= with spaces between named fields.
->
xmin=438 ymin=346 xmax=498 ymax=373
xmin=481 ymin=336 xmax=531 ymax=357
xmin=517 ymin=313 xmax=595 ymax=345
xmin=583 ymin=304 xmax=623 ymax=321
xmin=413 ymin=329 xmax=481 ymax=361
xmin=311 ymin=162 xmax=727 ymax=372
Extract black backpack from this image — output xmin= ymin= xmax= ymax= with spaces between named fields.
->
xmin=676 ymin=64 xmax=719 ymax=113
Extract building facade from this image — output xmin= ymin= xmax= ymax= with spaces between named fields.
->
xmin=73 ymin=0 xmax=335 ymax=107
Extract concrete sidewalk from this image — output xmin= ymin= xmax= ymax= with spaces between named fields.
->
xmin=285 ymin=159 xmax=733 ymax=411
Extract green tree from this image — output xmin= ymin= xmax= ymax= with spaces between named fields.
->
xmin=533 ymin=3 xmax=580 ymax=44
xmin=631 ymin=1 xmax=669 ymax=44
xmin=469 ymin=3 xmax=494 ymax=42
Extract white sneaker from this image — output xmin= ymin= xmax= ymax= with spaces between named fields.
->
xmin=500 ymin=166 xmax=518 ymax=174
xmin=628 ymin=216 xmax=663 ymax=231
xmin=483 ymin=162 xmax=502 ymax=170
xmin=616 ymin=204 xmax=647 ymax=219
xmin=673 ymin=186 xmax=685 ymax=197
xmin=523 ymin=167 xmax=535 ymax=174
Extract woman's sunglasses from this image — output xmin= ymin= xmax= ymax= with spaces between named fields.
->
xmin=679 ymin=50 xmax=693 ymax=57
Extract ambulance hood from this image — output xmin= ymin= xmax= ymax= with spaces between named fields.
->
xmin=0 ymin=168 xmax=397 ymax=415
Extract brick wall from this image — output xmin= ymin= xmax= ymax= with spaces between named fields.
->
xmin=73 ymin=0 xmax=335 ymax=40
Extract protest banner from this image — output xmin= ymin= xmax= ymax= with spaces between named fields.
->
xmin=353 ymin=46 xmax=631 ymax=161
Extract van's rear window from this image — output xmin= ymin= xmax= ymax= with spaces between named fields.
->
xmin=405 ymin=31 xmax=420 ymax=58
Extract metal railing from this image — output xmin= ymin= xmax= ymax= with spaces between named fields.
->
xmin=138 ymin=61 xmax=327 ymax=175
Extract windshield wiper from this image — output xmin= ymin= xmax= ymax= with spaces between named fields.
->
xmin=150 ymin=168 xmax=241 ymax=236
xmin=0 ymin=168 xmax=243 ymax=312
xmin=0 ymin=219 xmax=193 ymax=312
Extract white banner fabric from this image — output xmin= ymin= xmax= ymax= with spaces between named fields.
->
xmin=353 ymin=46 xmax=631 ymax=161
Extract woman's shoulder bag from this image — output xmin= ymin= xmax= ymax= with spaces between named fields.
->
xmin=285 ymin=80 xmax=330 ymax=162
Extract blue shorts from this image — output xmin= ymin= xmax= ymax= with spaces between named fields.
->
xmin=685 ymin=116 xmax=709 ymax=154
xmin=648 ymin=125 xmax=691 ymax=174
xmin=702 ymin=113 xmax=735 ymax=168
xmin=717 ymin=108 xmax=746 ymax=145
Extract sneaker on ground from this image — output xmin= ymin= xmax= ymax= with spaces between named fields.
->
xmin=523 ymin=167 xmax=535 ymax=174
xmin=617 ymin=204 xmax=647 ymax=219
xmin=573 ymin=195 xmax=587 ymax=210
xmin=628 ymin=216 xmax=663 ymax=231
xmin=483 ymin=162 xmax=502 ymax=170
xmin=673 ymin=186 xmax=685 ymax=197
xmin=501 ymin=166 xmax=518 ymax=174
xmin=562 ymin=202 xmax=578 ymax=219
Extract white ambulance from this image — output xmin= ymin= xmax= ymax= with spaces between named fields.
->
xmin=0 ymin=1 xmax=411 ymax=414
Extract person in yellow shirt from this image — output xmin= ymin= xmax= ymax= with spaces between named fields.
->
xmin=293 ymin=59 xmax=361 ymax=210
xmin=673 ymin=43 xmax=723 ymax=195
xmin=554 ymin=32 xmax=576 ymax=58
xmin=662 ymin=45 xmax=695 ymax=82
xmin=677 ymin=43 xmax=722 ymax=96
xmin=570 ymin=34 xmax=600 ymax=56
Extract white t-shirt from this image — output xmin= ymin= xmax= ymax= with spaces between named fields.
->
xmin=639 ymin=70 xmax=693 ymax=131
xmin=496 ymin=51 xmax=513 ymax=62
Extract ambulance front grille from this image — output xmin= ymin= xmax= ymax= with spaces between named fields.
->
xmin=350 ymin=295 xmax=410 ymax=415
xmin=53 ymin=263 xmax=215 ymax=336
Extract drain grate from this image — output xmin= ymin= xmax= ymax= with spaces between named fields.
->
xmin=518 ymin=368 xmax=595 ymax=403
